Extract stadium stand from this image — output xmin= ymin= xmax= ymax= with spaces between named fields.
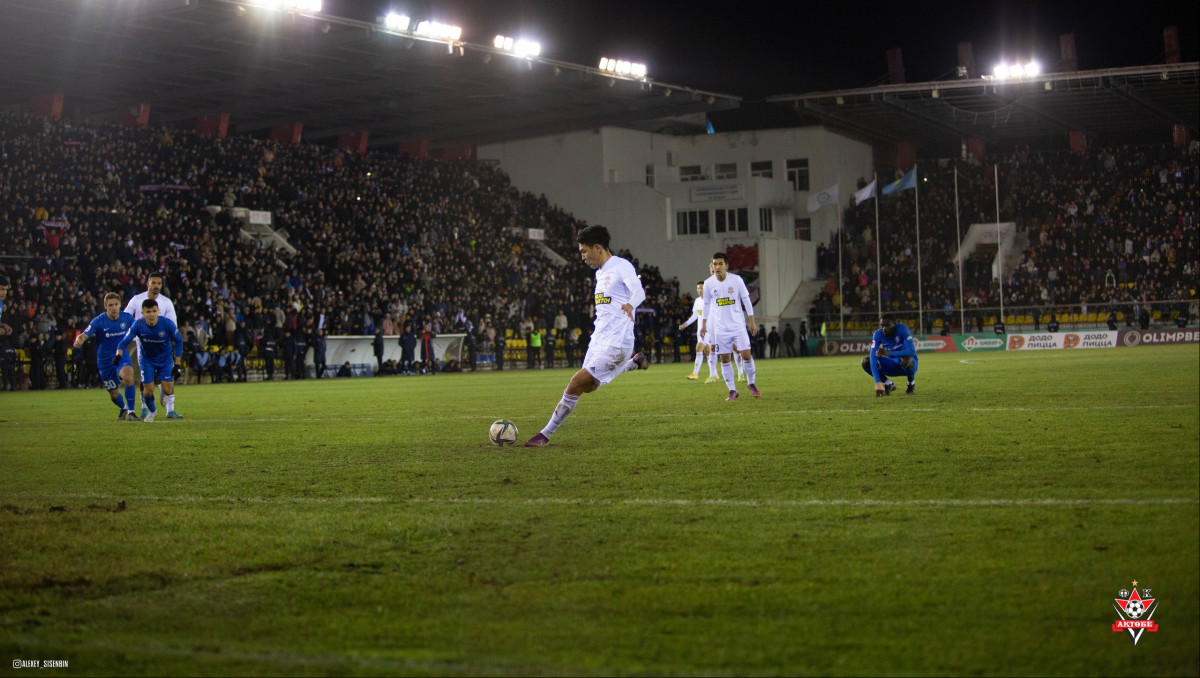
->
xmin=822 ymin=142 xmax=1198 ymax=332
xmin=0 ymin=111 xmax=679 ymax=388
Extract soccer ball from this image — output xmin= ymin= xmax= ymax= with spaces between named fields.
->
xmin=1124 ymin=600 xmax=1144 ymax=618
xmin=489 ymin=419 xmax=518 ymax=446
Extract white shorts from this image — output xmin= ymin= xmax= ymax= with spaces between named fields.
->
xmin=709 ymin=325 xmax=751 ymax=355
xmin=582 ymin=342 xmax=633 ymax=387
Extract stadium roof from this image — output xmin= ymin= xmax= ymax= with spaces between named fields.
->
xmin=767 ymin=62 xmax=1200 ymax=157
xmin=0 ymin=0 xmax=740 ymax=149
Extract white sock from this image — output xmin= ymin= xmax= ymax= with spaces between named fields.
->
xmin=692 ymin=352 xmax=704 ymax=374
xmin=743 ymin=357 xmax=756 ymax=385
xmin=164 ymin=395 xmax=174 ymax=412
xmin=735 ymin=354 xmax=745 ymax=376
xmin=541 ymin=390 xmax=580 ymax=437
xmin=620 ymin=356 xmax=642 ymax=374
xmin=707 ymin=352 xmax=718 ymax=376
xmin=722 ymin=361 xmax=736 ymax=391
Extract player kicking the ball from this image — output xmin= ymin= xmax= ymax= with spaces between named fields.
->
xmin=700 ymin=251 xmax=761 ymax=401
xmin=524 ymin=225 xmax=648 ymax=447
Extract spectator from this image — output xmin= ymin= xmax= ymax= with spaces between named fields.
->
xmin=312 ymin=328 xmax=327 ymax=378
xmin=782 ymin=323 xmax=796 ymax=357
xmin=398 ymin=324 xmax=416 ymax=375
xmin=373 ymin=329 xmax=385 ymax=375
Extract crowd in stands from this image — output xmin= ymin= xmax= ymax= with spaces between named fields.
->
xmin=0 ymin=111 xmax=682 ymax=389
xmin=3 ymin=109 xmax=1196 ymax=390
xmin=818 ymin=142 xmax=1198 ymax=330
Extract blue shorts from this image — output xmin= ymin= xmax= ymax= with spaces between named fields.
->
xmin=863 ymin=354 xmax=919 ymax=379
xmin=98 ymin=353 xmax=133 ymax=391
xmin=140 ymin=356 xmax=176 ymax=383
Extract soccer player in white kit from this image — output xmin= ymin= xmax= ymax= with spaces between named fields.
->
xmin=700 ymin=251 xmax=761 ymax=401
xmin=124 ymin=271 xmax=183 ymax=419
xmin=678 ymin=281 xmax=718 ymax=382
xmin=524 ymin=225 xmax=649 ymax=447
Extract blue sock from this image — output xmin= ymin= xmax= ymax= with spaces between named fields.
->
xmin=126 ymin=385 xmax=137 ymax=409
xmin=146 ymin=395 xmax=157 ymax=413
xmin=112 ymin=394 xmax=125 ymax=410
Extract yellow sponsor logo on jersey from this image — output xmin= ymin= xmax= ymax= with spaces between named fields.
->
xmin=594 ymin=294 xmax=612 ymax=305
xmin=716 ymin=297 xmax=736 ymax=306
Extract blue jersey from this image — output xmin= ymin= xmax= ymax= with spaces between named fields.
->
xmin=120 ymin=317 xmax=183 ymax=363
xmin=83 ymin=311 xmax=136 ymax=364
xmin=869 ymin=322 xmax=917 ymax=381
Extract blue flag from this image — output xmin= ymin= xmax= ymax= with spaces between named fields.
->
xmin=881 ymin=167 xmax=917 ymax=195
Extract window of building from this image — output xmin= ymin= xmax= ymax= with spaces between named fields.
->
xmin=750 ymin=161 xmax=773 ymax=178
xmin=794 ymin=218 xmax=812 ymax=241
xmin=759 ymin=208 xmax=774 ymax=233
xmin=715 ymin=207 xmax=748 ymax=234
xmin=714 ymin=162 xmax=738 ymax=180
xmin=679 ymin=165 xmax=704 ymax=182
xmin=645 ymin=164 xmax=655 ymax=188
xmin=786 ymin=158 xmax=809 ymax=191
xmin=675 ymin=210 xmax=711 ymax=236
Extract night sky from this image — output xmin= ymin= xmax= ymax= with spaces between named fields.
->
xmin=324 ymin=0 xmax=1198 ymax=130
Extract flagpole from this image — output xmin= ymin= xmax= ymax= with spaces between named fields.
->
xmin=915 ymin=164 xmax=923 ymax=335
xmin=995 ymin=164 xmax=1003 ymax=327
xmin=954 ymin=166 xmax=965 ymax=334
xmin=838 ymin=205 xmax=844 ymax=339
xmin=874 ymin=172 xmax=881 ymax=319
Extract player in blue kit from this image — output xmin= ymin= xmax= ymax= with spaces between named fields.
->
xmin=113 ymin=299 xmax=183 ymax=422
xmin=74 ymin=292 xmax=140 ymax=420
xmin=862 ymin=317 xmax=919 ymax=396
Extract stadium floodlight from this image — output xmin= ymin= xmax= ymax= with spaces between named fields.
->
xmin=414 ymin=20 xmax=462 ymax=41
xmin=991 ymin=61 xmax=1041 ymax=80
xmin=384 ymin=13 xmax=410 ymax=31
xmin=494 ymin=35 xmax=541 ymax=58
xmin=248 ymin=0 xmax=322 ymax=12
xmin=599 ymin=57 xmax=647 ymax=80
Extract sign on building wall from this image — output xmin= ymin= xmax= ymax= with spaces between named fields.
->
xmin=689 ymin=183 xmax=744 ymax=203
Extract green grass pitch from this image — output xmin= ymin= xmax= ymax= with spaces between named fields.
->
xmin=2 ymin=346 xmax=1197 ymax=676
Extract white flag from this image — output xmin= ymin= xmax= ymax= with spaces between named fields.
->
xmin=854 ymin=179 xmax=877 ymax=205
xmin=806 ymin=184 xmax=839 ymax=213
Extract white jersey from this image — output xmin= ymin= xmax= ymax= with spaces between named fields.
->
xmin=702 ymin=272 xmax=753 ymax=332
xmin=124 ymin=292 xmax=177 ymax=323
xmin=124 ymin=292 xmax=177 ymax=353
xmin=681 ymin=298 xmax=704 ymax=330
xmin=590 ymin=255 xmax=645 ymax=349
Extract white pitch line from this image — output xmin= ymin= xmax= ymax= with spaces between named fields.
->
xmin=4 ymin=402 xmax=1195 ymax=426
xmin=7 ymin=492 xmax=1195 ymax=509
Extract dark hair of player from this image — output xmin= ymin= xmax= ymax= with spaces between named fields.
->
xmin=147 ymin=271 xmax=164 ymax=281
xmin=0 ymin=275 xmax=9 ymax=286
xmin=576 ymin=225 xmax=611 ymax=251
xmin=142 ymin=298 xmax=159 ymax=310
xmin=712 ymin=252 xmax=728 ymax=264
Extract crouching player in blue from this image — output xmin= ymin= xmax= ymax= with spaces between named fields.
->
xmin=74 ymin=292 xmax=140 ymax=420
xmin=113 ymin=299 xmax=183 ymax=422
xmin=862 ymin=317 xmax=918 ymax=396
